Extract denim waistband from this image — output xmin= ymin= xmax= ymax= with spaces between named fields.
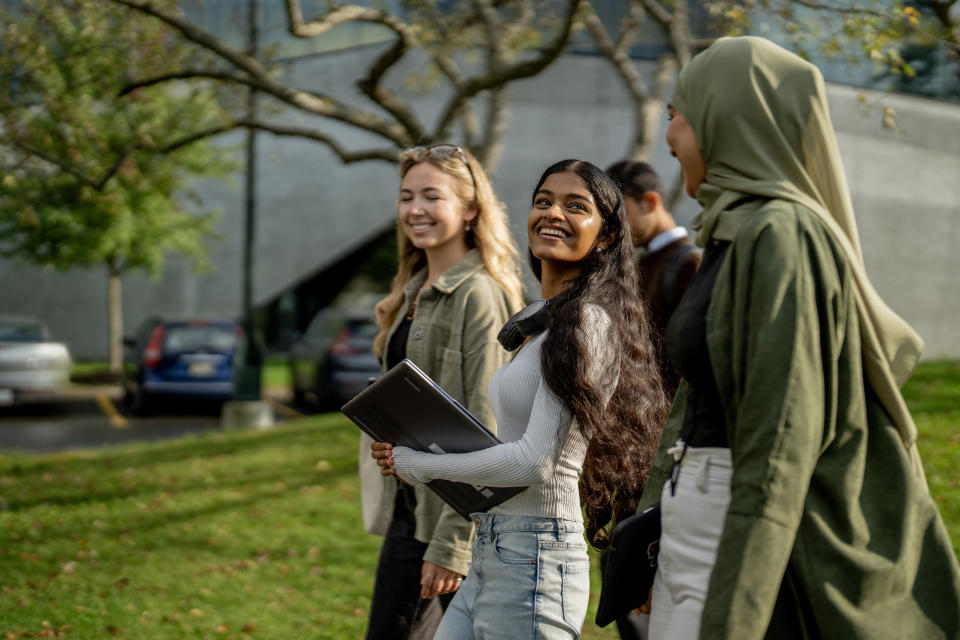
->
xmin=678 ymin=446 xmax=732 ymax=467
xmin=469 ymin=512 xmax=584 ymax=537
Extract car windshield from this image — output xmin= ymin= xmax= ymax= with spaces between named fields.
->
xmin=0 ymin=321 xmax=46 ymax=342
xmin=164 ymin=325 xmax=237 ymax=353
xmin=347 ymin=320 xmax=378 ymax=341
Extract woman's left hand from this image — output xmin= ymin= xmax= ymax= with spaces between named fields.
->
xmin=421 ymin=561 xmax=464 ymax=598
xmin=371 ymin=441 xmax=397 ymax=477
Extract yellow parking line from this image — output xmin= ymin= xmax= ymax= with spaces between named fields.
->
xmin=95 ymin=393 xmax=129 ymax=429
xmin=268 ymin=398 xmax=304 ymax=420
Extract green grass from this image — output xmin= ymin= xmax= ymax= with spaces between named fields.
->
xmin=902 ymin=360 xmax=960 ymax=555
xmin=0 ymin=415 xmax=379 ymax=639
xmin=71 ymin=360 xmax=291 ymax=389
xmin=262 ymin=358 xmax=291 ymax=390
xmin=1 ymin=363 xmax=957 ymax=639
xmin=70 ymin=361 xmax=113 ymax=379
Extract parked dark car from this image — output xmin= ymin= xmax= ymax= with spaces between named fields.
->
xmin=288 ymin=309 xmax=379 ymax=409
xmin=123 ymin=317 xmax=242 ymax=414
xmin=0 ymin=315 xmax=72 ymax=406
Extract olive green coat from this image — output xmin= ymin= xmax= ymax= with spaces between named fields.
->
xmin=639 ymin=201 xmax=960 ymax=639
xmin=372 ymin=249 xmax=513 ymax=576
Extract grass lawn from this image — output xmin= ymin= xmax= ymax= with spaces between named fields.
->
xmin=2 ymin=363 xmax=957 ymax=639
xmin=70 ymin=360 xmax=291 ymax=389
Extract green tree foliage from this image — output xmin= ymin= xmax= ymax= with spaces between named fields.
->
xmin=0 ymin=0 xmax=235 ymax=371
xmin=706 ymin=1 xmax=959 ymax=98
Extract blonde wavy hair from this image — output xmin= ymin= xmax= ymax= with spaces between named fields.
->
xmin=373 ymin=145 xmax=524 ymax=357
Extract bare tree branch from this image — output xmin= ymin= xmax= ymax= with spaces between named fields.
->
xmin=107 ymin=0 xmax=412 ymax=146
xmin=284 ymin=2 xmax=403 ymax=39
xmin=584 ymin=9 xmax=648 ymax=104
xmin=284 ymin=0 xmax=427 ymax=141
xmin=667 ymin=0 xmax=693 ymax=68
xmin=160 ymin=119 xmax=398 ymax=164
xmin=614 ymin=2 xmax=645 ymax=52
xmin=502 ymin=0 xmax=536 ymax=47
xmin=634 ymin=55 xmax=677 ymax=160
xmin=419 ymin=0 xmax=480 ymax=145
xmin=585 ymin=2 xmax=667 ymax=161
xmin=639 ymin=0 xmax=672 ymax=27
xmin=119 ymin=70 xmax=253 ymax=95
xmin=433 ymin=0 xmax=586 ymax=141
xmin=476 ymin=86 xmax=510 ymax=169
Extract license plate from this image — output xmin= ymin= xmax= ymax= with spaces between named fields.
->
xmin=188 ymin=362 xmax=216 ymax=377
xmin=0 ymin=389 xmax=13 ymax=406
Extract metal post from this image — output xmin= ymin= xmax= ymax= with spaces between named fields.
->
xmin=235 ymin=0 xmax=263 ymax=401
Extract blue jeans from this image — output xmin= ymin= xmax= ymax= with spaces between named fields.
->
xmin=434 ymin=513 xmax=591 ymax=640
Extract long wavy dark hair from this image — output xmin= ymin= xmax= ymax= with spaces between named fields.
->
xmin=530 ymin=159 xmax=669 ymax=548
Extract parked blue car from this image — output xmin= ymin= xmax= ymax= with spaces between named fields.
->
xmin=123 ymin=317 xmax=242 ymax=415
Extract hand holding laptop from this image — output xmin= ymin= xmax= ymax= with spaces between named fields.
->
xmin=342 ymin=358 xmax=525 ymax=519
xmin=370 ymin=441 xmax=410 ymax=484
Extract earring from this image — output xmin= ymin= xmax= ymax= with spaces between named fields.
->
xmin=464 ymin=220 xmax=472 ymax=231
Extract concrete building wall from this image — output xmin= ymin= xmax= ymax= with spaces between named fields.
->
xmin=2 ymin=52 xmax=958 ymax=360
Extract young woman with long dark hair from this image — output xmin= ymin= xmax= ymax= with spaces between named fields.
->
xmin=372 ymin=159 xmax=668 ymax=639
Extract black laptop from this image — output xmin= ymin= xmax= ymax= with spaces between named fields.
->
xmin=341 ymin=359 xmax=526 ymax=519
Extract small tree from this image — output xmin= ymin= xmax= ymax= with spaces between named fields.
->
xmin=0 ymin=0 xmax=235 ymax=373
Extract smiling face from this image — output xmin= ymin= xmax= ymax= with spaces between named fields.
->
xmin=398 ymin=161 xmax=475 ymax=254
xmin=665 ymin=104 xmax=707 ymax=198
xmin=527 ymin=171 xmax=605 ymax=274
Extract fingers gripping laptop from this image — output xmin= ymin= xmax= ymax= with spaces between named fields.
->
xmin=342 ymin=359 xmax=526 ymax=519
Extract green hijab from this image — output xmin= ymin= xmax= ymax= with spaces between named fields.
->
xmin=674 ymin=36 xmax=927 ymax=482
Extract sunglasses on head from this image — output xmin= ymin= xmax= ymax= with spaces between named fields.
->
xmin=404 ymin=144 xmax=478 ymax=197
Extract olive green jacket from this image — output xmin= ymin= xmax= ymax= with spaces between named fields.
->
xmin=639 ymin=201 xmax=960 ymax=639
xmin=377 ymin=249 xmax=513 ymax=576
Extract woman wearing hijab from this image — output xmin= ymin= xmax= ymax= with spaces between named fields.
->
xmin=639 ymin=36 xmax=960 ymax=640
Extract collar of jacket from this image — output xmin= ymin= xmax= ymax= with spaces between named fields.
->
xmin=403 ymin=248 xmax=484 ymax=298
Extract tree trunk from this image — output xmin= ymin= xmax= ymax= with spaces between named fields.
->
xmin=108 ymin=263 xmax=123 ymax=375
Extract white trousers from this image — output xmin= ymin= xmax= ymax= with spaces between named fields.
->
xmin=648 ymin=445 xmax=732 ymax=640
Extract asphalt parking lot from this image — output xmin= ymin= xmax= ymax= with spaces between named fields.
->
xmin=0 ymin=386 xmax=305 ymax=454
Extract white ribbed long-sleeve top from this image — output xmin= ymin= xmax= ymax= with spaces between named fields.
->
xmin=391 ymin=304 xmax=617 ymax=522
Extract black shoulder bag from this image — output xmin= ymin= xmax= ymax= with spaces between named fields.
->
xmin=594 ymin=501 xmax=662 ymax=627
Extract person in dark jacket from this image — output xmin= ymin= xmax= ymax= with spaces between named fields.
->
xmin=607 ymin=160 xmax=701 ymax=397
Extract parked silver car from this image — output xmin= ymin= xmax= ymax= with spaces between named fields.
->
xmin=0 ymin=315 xmax=72 ymax=405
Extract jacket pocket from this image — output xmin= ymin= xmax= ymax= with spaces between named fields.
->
xmin=437 ymin=347 xmax=465 ymax=400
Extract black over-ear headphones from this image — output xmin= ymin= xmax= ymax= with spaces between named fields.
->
xmin=497 ymin=298 xmax=551 ymax=351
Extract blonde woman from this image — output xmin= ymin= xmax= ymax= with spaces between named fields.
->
xmin=361 ymin=144 xmax=523 ymax=640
